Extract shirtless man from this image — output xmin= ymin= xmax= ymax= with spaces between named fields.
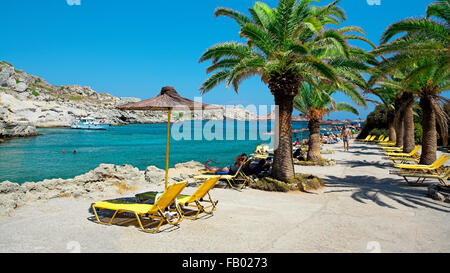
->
xmin=341 ymin=124 xmax=352 ymax=151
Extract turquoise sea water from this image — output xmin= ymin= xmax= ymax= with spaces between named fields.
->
xmin=0 ymin=121 xmax=343 ymax=184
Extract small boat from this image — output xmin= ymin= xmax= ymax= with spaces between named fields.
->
xmin=70 ymin=117 xmax=109 ymax=130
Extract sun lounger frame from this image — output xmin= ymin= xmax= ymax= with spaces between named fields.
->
xmin=91 ymin=182 xmax=187 ymax=233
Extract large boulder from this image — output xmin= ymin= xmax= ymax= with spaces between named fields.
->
xmin=144 ymin=166 xmax=165 ymax=185
xmin=15 ymin=82 xmax=28 ymax=92
xmin=0 ymin=181 xmax=26 ymax=217
xmin=0 ymin=122 xmax=39 ymax=138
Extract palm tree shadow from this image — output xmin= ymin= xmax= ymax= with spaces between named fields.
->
xmin=338 ymin=159 xmax=393 ymax=169
xmin=323 ymin=175 xmax=450 ymax=213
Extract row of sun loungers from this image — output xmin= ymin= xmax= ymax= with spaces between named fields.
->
xmin=92 ymin=177 xmax=222 ymax=233
xmin=365 ymin=136 xmax=450 ymax=187
xmin=91 ymin=158 xmax=255 ymax=233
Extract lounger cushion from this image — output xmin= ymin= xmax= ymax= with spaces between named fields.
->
xmin=93 ymin=201 xmax=156 ymax=214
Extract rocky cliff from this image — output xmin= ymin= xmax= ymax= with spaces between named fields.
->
xmin=0 ymin=60 xmax=258 ymax=132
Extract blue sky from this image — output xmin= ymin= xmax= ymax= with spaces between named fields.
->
xmin=0 ymin=0 xmax=437 ymax=120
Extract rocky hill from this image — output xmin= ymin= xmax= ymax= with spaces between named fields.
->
xmin=0 ymin=61 xmax=258 ymax=137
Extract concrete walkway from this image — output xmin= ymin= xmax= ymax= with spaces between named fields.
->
xmin=0 ymin=140 xmax=449 ymax=253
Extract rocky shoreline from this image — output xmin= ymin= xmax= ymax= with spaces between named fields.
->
xmin=0 ymin=60 xmax=258 ymax=140
xmin=0 ymin=161 xmax=205 ymax=217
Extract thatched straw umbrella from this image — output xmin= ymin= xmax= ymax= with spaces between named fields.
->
xmin=117 ymin=86 xmax=222 ymax=190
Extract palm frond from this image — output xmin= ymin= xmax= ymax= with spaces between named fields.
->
xmin=214 ymin=7 xmax=251 ymax=26
xmin=200 ymin=70 xmax=231 ymax=94
xmin=380 ymin=18 xmax=448 ymax=44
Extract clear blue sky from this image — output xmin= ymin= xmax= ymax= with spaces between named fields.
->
xmin=1 ymin=0 xmax=436 ymax=120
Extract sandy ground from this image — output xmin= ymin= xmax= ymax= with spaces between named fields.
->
xmin=0 ymin=140 xmax=449 ymax=253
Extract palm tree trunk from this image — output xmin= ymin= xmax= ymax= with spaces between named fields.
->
xmin=395 ymin=113 xmax=404 ymax=148
xmin=403 ymin=95 xmax=415 ymax=153
xmin=387 ymin=110 xmax=396 ymax=143
xmin=394 ymin=96 xmax=404 ymax=148
xmin=271 ymin=93 xmax=295 ymax=181
xmin=419 ymin=95 xmax=437 ymax=165
xmin=307 ymin=118 xmax=322 ymax=161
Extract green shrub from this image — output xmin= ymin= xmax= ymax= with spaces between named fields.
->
xmin=31 ymin=90 xmax=39 ymax=96
xmin=368 ymin=128 xmax=389 ymax=137
xmin=69 ymin=96 xmax=82 ymax=100
xmin=357 ymin=104 xmax=388 ymax=139
xmin=250 ymin=174 xmax=324 ymax=192
xmin=32 ymin=83 xmax=53 ymax=92
xmin=2 ymin=61 xmax=13 ymax=66
xmin=414 ymin=123 xmax=422 ymax=144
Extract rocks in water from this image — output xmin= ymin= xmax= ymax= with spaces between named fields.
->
xmin=0 ymin=121 xmax=40 ymax=139
xmin=174 ymin=160 xmax=204 ymax=170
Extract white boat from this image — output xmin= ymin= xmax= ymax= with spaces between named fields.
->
xmin=70 ymin=117 xmax=109 ymax=130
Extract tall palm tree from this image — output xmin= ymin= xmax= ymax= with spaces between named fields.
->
xmin=294 ymin=82 xmax=361 ymax=160
xmin=368 ymin=70 xmax=416 ymax=152
xmin=199 ymin=0 xmax=362 ymax=181
xmin=365 ymin=85 xmax=399 ymax=143
xmin=374 ymin=0 xmax=449 ymax=164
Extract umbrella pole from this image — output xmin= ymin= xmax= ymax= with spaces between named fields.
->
xmin=165 ymin=109 xmax=171 ymax=191
xmin=300 ymin=122 xmax=303 ymax=144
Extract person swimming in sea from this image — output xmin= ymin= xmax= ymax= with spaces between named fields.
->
xmin=204 ymin=153 xmax=248 ymax=175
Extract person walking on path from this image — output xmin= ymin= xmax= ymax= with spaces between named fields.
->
xmin=341 ymin=124 xmax=352 ymax=151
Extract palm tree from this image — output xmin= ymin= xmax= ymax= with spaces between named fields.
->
xmin=374 ymin=0 xmax=449 ymax=164
xmin=368 ymin=70 xmax=416 ymax=152
xmin=365 ymin=84 xmax=399 ymax=143
xmin=198 ymin=0 xmax=354 ymax=181
xmin=199 ymin=0 xmax=373 ymax=181
xmin=294 ymin=82 xmax=361 ymax=160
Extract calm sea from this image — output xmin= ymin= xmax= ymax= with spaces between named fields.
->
xmin=0 ymin=121 xmax=337 ymax=184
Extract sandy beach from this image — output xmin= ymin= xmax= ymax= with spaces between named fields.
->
xmin=0 ymin=140 xmax=449 ymax=253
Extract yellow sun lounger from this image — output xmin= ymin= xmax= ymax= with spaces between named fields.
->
xmin=395 ymin=168 xmax=450 ymax=186
xmin=357 ymin=135 xmax=371 ymax=142
xmin=382 ymin=145 xmax=403 ymax=151
xmin=393 ymin=154 xmax=449 ymax=175
xmin=371 ymin=135 xmax=385 ymax=143
xmin=193 ymin=160 xmax=250 ymax=191
xmin=373 ymin=135 xmax=386 ymax=143
xmin=385 ymin=146 xmax=421 ymax=158
xmin=376 ymin=137 xmax=389 ymax=144
xmin=388 ymin=156 xmax=420 ymax=164
xmin=380 ymin=139 xmax=397 ymax=146
xmin=91 ymin=181 xmax=187 ymax=233
xmin=135 ymin=177 xmax=221 ymax=220
xmin=364 ymin=135 xmax=377 ymax=142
